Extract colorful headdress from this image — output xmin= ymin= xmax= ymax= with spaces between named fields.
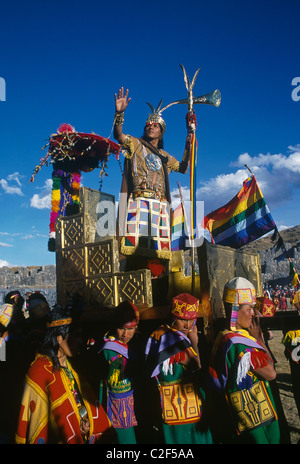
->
xmin=223 ymin=277 xmax=256 ymax=329
xmin=145 ymin=100 xmax=168 ymax=134
xmin=0 ymin=304 xmax=13 ymax=328
xmin=171 ymin=293 xmax=199 ymax=320
xmin=256 ymin=296 xmax=275 ymax=317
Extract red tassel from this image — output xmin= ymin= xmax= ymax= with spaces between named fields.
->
xmin=147 ymin=259 xmax=166 ymax=277
xmin=169 ymin=351 xmax=187 ymax=365
xmin=250 ymin=351 xmax=270 ymax=370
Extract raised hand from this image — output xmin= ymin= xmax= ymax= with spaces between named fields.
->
xmin=115 ymin=87 xmax=131 ymax=113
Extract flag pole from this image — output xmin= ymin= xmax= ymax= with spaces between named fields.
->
xmin=175 ymin=64 xmax=221 ymax=295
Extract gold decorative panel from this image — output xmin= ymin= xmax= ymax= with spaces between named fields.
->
xmin=86 ymin=275 xmax=115 ymax=308
xmin=86 ymin=241 xmax=119 ymax=276
xmin=55 ymin=187 xmax=153 ymax=310
xmin=57 ymin=214 xmax=86 ymax=249
xmin=59 ymin=270 xmax=152 ymax=309
xmin=62 ymin=247 xmax=85 ymax=279
xmin=115 ymin=270 xmax=153 ymax=307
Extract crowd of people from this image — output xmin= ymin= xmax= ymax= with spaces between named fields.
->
xmin=0 ymin=279 xmax=299 ymax=445
xmin=263 ymin=283 xmax=298 ymax=311
xmin=1 ymin=87 xmax=299 ymax=445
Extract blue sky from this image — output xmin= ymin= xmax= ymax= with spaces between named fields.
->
xmin=0 ymin=0 xmax=300 ymax=267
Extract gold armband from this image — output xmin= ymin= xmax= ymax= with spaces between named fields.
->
xmin=122 ymin=135 xmax=134 ymax=159
xmin=114 ymin=111 xmax=124 ymax=126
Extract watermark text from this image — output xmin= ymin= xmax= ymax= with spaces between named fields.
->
xmin=291 ymin=77 xmax=300 ymax=101
xmin=0 ymin=77 xmax=6 ymax=101
xmin=95 ymin=194 xmax=205 ymax=248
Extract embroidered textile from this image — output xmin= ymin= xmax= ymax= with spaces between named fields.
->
xmin=99 ymin=339 xmax=138 ymax=432
xmin=121 ymin=195 xmax=171 ymax=259
xmin=15 ymin=355 xmax=111 ymax=444
xmin=159 ymin=381 xmax=202 ymax=425
xmin=226 ymin=380 xmax=277 ymax=434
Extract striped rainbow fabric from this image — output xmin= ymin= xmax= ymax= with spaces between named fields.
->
xmin=203 ymin=175 xmax=276 ymax=248
xmin=171 ymin=202 xmax=188 ymax=251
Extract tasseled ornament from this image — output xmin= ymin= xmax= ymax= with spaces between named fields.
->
xmin=236 ymin=351 xmax=252 ymax=386
xmin=162 ymin=351 xmax=187 ymax=375
xmin=250 ymin=350 xmax=270 ymax=370
xmin=236 ymin=350 xmax=270 ymax=389
xmin=48 ymin=170 xmax=81 ymax=251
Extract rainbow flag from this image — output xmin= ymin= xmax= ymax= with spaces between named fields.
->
xmin=202 ymin=175 xmax=276 ymax=248
xmin=171 ymin=202 xmax=189 ymax=251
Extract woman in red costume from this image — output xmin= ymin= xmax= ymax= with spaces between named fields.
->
xmin=16 ymin=307 xmax=113 ymax=444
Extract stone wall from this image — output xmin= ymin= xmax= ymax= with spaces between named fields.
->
xmin=0 ymin=265 xmax=56 ymax=306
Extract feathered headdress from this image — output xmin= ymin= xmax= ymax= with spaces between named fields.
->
xmin=145 ymin=99 xmax=171 ymax=134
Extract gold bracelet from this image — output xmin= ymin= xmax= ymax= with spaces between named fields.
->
xmin=115 ymin=111 xmax=124 ymax=126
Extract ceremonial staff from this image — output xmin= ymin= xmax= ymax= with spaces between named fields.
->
xmin=165 ymin=65 xmax=221 ymax=294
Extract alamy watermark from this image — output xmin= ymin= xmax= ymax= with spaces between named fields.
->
xmin=95 ymin=194 xmax=205 ymax=248
xmin=0 ymin=340 xmax=6 ymax=361
xmin=0 ymin=77 xmax=6 ymax=101
xmin=291 ymin=77 xmax=300 ymax=101
xmin=292 ymin=344 xmax=300 ymax=363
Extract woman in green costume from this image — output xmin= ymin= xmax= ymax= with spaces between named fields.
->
xmin=145 ymin=293 xmax=212 ymax=444
xmin=208 ymin=277 xmax=281 ymax=444
xmin=98 ymin=301 xmax=139 ymax=444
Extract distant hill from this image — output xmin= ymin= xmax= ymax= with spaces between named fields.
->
xmin=242 ymin=225 xmax=300 ymax=253
xmin=242 ymin=225 xmax=300 ymax=286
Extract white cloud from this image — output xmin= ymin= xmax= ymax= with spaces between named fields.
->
xmin=0 ymin=242 xmax=13 ymax=247
xmin=0 ymin=259 xmax=10 ymax=267
xmin=195 ymin=168 xmax=249 ymax=214
xmin=30 ymin=178 xmax=52 ymax=210
xmin=195 ymin=146 xmax=300 ymax=215
xmin=7 ymin=172 xmax=24 ymax=187
xmin=0 ymin=178 xmax=24 ymax=196
xmin=233 ymin=148 xmax=300 ymax=175
xmin=21 ymin=234 xmax=34 ymax=240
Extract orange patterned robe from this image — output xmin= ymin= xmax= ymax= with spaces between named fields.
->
xmin=16 ymin=354 xmax=112 ymax=444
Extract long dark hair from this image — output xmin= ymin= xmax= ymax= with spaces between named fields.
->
xmin=38 ymin=306 xmax=71 ymax=371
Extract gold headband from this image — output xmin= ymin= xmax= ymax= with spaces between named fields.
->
xmin=47 ymin=318 xmax=72 ymax=328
